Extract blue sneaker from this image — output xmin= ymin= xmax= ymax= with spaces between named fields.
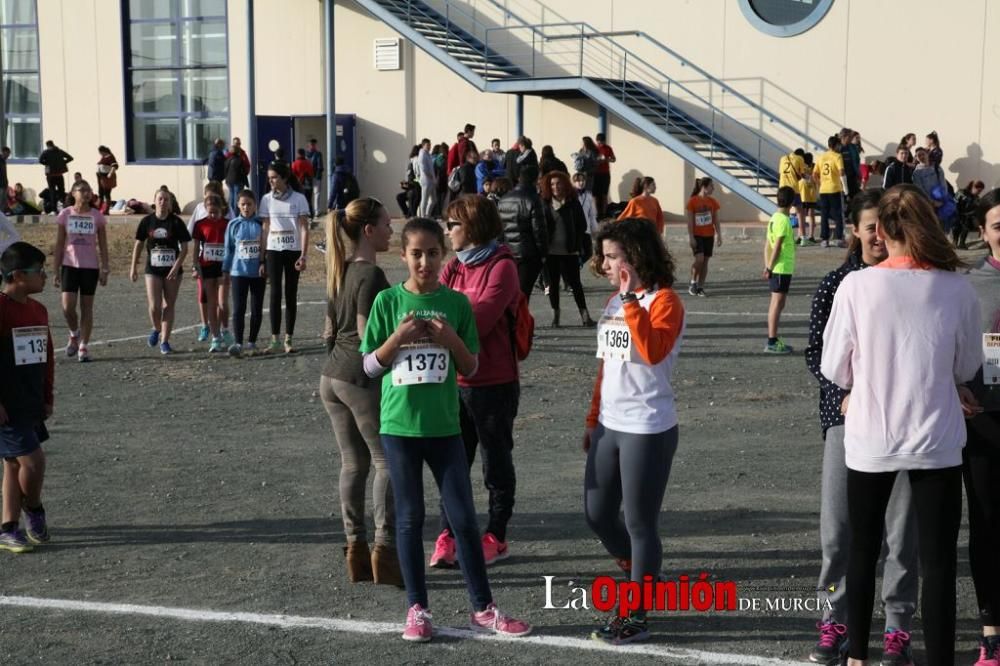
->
xmin=159 ymin=341 xmax=173 ymax=355
xmin=0 ymin=528 xmax=33 ymax=553
xmin=147 ymin=329 xmax=160 ymax=347
xmin=197 ymin=324 xmax=210 ymax=342
xmin=209 ymin=337 xmax=225 ymax=353
xmin=23 ymin=508 xmax=49 ymax=544
xmin=222 ymin=329 xmax=235 ymax=347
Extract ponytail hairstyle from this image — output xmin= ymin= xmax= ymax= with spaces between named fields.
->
xmin=926 ymin=131 xmax=940 ymax=148
xmin=630 ymin=176 xmax=655 ymax=199
xmin=591 ymin=217 xmax=675 ymax=289
xmin=846 ymin=188 xmax=883 ymax=259
xmin=689 ymin=177 xmax=713 ymax=198
xmin=326 ymin=197 xmax=385 ymax=299
xmin=877 ymin=185 xmax=963 ymax=271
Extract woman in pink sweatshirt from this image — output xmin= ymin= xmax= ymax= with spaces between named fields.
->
xmin=821 ymin=184 xmax=982 ymax=666
xmin=430 ymin=196 xmax=522 ymax=569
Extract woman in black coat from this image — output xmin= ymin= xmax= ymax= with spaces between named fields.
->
xmin=540 ymin=171 xmax=595 ymax=327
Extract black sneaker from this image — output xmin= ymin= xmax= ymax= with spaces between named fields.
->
xmin=591 ymin=614 xmax=649 ymax=645
xmin=809 ymin=620 xmax=848 ymax=664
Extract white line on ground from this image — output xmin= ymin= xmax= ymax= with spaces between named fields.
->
xmin=0 ymin=595 xmax=802 ymax=665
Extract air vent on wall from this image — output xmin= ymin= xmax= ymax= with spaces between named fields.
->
xmin=374 ymin=38 xmax=402 ymax=71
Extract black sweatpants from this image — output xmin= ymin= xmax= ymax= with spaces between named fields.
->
xmin=847 ymin=465 xmax=963 ymax=662
xmin=963 ymin=412 xmax=1000 ymax=627
xmin=517 ymin=258 xmax=543 ymax=302
xmin=230 ymin=276 xmax=266 ymax=345
xmin=265 ymin=250 xmax=301 ymax=337
xmin=439 ymin=382 xmax=520 ymax=542
xmin=545 ymin=254 xmax=587 ymax=311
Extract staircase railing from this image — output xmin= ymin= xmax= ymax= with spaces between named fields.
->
xmin=482 ymin=0 xmax=826 ymax=153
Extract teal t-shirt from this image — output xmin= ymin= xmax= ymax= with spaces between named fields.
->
xmin=767 ymin=211 xmax=796 ymax=275
xmin=360 ymin=283 xmax=480 ymax=437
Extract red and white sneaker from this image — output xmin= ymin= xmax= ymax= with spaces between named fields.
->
xmin=482 ymin=533 xmax=509 ymax=566
xmin=469 ymin=603 xmax=532 ymax=637
xmin=428 ymin=530 xmax=456 ymax=568
xmin=65 ymin=333 xmax=79 ymax=358
xmin=975 ymin=635 xmax=1000 ymax=666
xmin=402 ymin=603 xmax=433 ymax=642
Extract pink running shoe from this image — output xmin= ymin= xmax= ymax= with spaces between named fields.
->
xmin=975 ymin=635 xmax=1000 ymax=666
xmin=469 ymin=603 xmax=532 ymax=637
xmin=429 ymin=530 xmax=456 ymax=568
xmin=402 ymin=604 xmax=433 ymax=642
xmin=482 ymin=533 xmax=509 ymax=566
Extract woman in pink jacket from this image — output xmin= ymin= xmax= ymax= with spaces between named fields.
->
xmin=821 ymin=185 xmax=982 ymax=666
xmin=429 ymin=195 xmax=522 ymax=570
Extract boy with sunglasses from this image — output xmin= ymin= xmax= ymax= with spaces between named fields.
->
xmin=0 ymin=242 xmax=54 ymax=553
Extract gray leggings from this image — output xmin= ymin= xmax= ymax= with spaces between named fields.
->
xmin=584 ymin=424 xmax=678 ymax=583
xmin=319 ymin=375 xmax=394 ymax=546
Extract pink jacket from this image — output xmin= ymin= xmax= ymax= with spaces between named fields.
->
xmin=441 ymin=246 xmax=520 ymax=387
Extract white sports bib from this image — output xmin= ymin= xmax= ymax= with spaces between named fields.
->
xmin=12 ymin=326 xmax=47 ymax=365
xmin=694 ymin=210 xmax=713 ymax=227
xmin=267 ymin=229 xmax=297 ymax=251
xmin=66 ymin=216 xmax=96 ymax=235
xmin=237 ymin=240 xmax=260 ymax=262
xmin=596 ymin=315 xmax=636 ymax=362
xmin=201 ymin=243 xmax=225 ymax=262
xmin=392 ymin=343 xmax=450 ymax=386
xmin=984 ymin=334 xmax=1000 ymax=385
xmin=150 ymin=248 xmax=176 ymax=268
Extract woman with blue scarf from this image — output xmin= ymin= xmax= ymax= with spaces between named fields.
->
xmin=427 ymin=196 xmax=523 ymax=570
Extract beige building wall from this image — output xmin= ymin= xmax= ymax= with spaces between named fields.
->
xmin=10 ymin=0 xmax=999 ymax=222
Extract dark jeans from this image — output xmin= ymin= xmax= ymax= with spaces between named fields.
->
xmin=395 ymin=186 xmax=420 ymax=217
xmin=302 ymin=187 xmax=314 ymax=218
xmin=545 ymin=255 xmax=587 ymax=311
xmin=819 ymin=193 xmax=844 ymax=241
xmin=264 ymin=250 xmax=301 ymax=336
xmin=230 ymin=276 xmax=266 ymax=344
xmin=45 ymin=174 xmax=65 ymax=213
xmin=382 ymin=434 xmax=493 ymax=611
xmin=439 ymin=383 xmax=520 ymax=542
xmin=227 ymin=183 xmax=243 ymax=218
xmin=517 ymin=257 xmax=543 ymax=302
xmin=847 ymin=465 xmax=962 ymax=663
xmin=963 ymin=412 xmax=1000 ymax=627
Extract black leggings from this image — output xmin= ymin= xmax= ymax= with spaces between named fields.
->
xmin=265 ymin=250 xmax=301 ymax=337
xmin=545 ymin=255 xmax=587 ymax=311
xmin=230 ymin=276 xmax=266 ymax=345
xmin=964 ymin=412 xmax=1000 ymax=627
xmin=847 ymin=465 xmax=962 ymax=662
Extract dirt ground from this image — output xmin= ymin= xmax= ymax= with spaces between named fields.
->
xmin=0 ymin=220 xmax=990 ymax=665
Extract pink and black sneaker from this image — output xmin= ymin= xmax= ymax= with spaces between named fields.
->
xmin=808 ymin=620 xmax=847 ymax=665
xmin=879 ymin=628 xmax=913 ymax=666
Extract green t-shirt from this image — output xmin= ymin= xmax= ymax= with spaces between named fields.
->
xmin=360 ymin=283 xmax=480 ymax=437
xmin=767 ymin=211 xmax=796 ymax=275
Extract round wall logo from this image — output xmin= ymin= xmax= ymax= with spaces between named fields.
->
xmin=739 ymin=0 xmax=834 ymax=37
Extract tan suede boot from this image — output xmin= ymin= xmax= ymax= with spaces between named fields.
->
xmin=343 ymin=541 xmax=373 ymax=583
xmin=371 ymin=543 xmax=404 ymax=587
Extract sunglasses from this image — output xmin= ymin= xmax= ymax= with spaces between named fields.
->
xmin=446 ymin=220 xmax=462 ymax=231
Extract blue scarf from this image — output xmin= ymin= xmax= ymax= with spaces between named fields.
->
xmin=456 ymin=240 xmax=499 ymax=266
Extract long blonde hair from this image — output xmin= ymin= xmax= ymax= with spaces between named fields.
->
xmin=878 ymin=185 xmax=963 ymax=271
xmin=326 ymin=197 xmax=385 ymax=299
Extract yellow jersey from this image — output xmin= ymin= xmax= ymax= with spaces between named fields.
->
xmin=778 ymin=153 xmax=806 ymax=190
xmin=814 ymin=150 xmax=845 ymax=194
xmin=799 ymin=172 xmax=818 ymax=203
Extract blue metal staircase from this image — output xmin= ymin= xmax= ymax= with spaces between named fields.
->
xmin=354 ymin=0 xmax=825 ymax=213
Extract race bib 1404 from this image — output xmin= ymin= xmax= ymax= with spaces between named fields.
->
xmin=237 ymin=240 xmax=260 ymax=261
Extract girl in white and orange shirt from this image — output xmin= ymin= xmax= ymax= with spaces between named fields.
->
xmin=582 ymin=217 xmax=685 ymax=645
xmin=821 ymin=185 xmax=982 ymax=666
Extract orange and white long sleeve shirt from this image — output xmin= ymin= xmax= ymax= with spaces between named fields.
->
xmin=586 ymin=287 xmax=685 ymax=434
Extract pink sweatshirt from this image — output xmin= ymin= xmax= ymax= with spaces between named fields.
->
xmin=820 ymin=257 xmax=983 ymax=473
xmin=440 ymin=246 xmax=520 ymax=388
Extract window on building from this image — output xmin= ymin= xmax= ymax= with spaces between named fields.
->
xmin=1 ymin=0 xmax=41 ymax=159
xmin=123 ymin=0 xmax=229 ymax=162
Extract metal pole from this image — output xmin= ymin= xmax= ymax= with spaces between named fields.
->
xmin=246 ymin=0 xmax=257 ymax=193
xmin=598 ymin=106 xmax=607 ymax=136
xmin=515 ymin=94 xmax=523 ymax=138
xmin=325 ymin=0 xmax=336 ymax=185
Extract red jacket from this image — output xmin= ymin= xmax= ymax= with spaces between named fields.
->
xmin=440 ymin=246 xmax=520 ymax=387
xmin=291 ymin=157 xmax=315 ymax=185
